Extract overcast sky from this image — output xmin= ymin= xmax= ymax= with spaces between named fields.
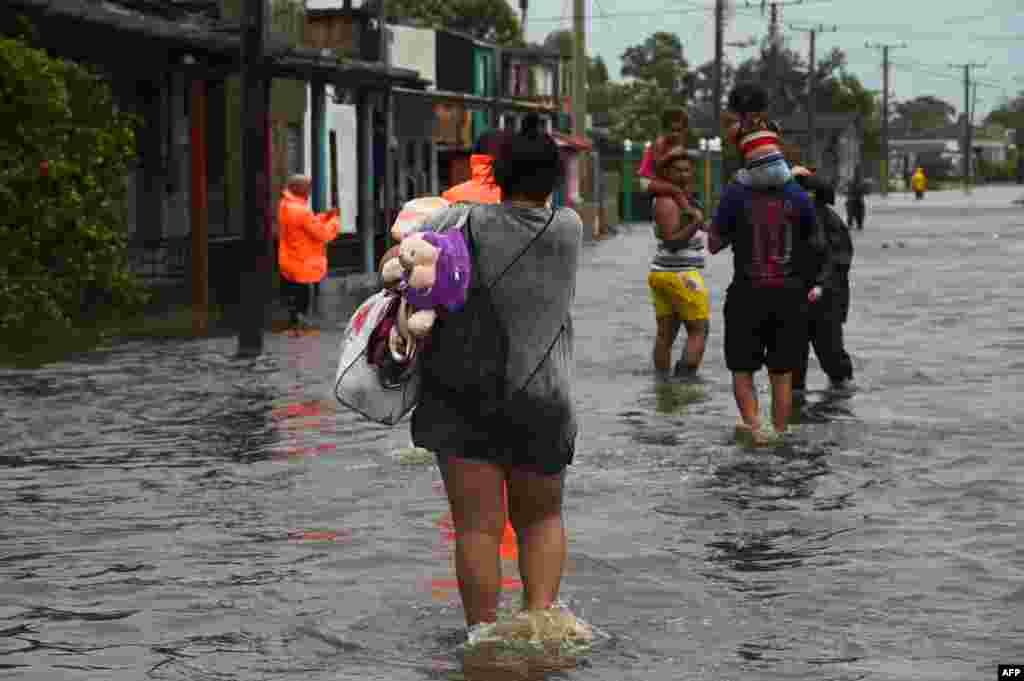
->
xmin=517 ymin=0 xmax=1024 ymax=120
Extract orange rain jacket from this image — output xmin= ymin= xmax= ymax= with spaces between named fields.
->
xmin=277 ymin=190 xmax=341 ymax=284
xmin=441 ymin=154 xmax=502 ymax=205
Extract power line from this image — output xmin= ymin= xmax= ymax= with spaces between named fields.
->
xmin=529 ymin=0 xmax=837 ymax=23
xmin=528 ymin=4 xmax=713 ymax=22
xmin=894 ymin=59 xmax=1004 ymax=89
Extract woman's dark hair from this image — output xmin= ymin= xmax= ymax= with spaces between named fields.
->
xmin=520 ymin=113 xmax=544 ymax=135
xmin=472 ymin=129 xmax=513 ymax=157
xmin=661 ymin=106 xmax=689 ymax=130
xmin=727 ymin=82 xmax=769 ymax=115
xmin=493 ymin=128 xmax=563 ymax=201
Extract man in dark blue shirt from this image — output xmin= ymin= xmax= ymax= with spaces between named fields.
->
xmin=708 ymin=179 xmax=828 ymax=438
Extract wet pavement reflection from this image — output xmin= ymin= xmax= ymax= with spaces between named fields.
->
xmin=1 ymin=186 xmax=1022 ymax=680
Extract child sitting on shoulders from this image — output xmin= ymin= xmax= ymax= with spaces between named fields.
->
xmin=723 ymin=82 xmax=793 ymax=190
xmin=637 ymin=107 xmax=698 ymax=211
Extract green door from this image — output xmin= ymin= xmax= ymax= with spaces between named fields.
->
xmin=471 ymin=49 xmax=494 ymax=143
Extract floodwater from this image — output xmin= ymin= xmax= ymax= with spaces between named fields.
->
xmin=2 ymin=186 xmax=1022 ymax=680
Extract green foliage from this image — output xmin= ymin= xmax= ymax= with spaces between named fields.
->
xmin=0 ymin=33 xmax=146 ymax=334
xmin=367 ymin=0 xmax=523 ymax=45
xmin=984 ymin=91 xmax=1024 ymax=131
xmin=619 ymin=32 xmax=691 ymax=98
xmin=976 ymin=157 xmax=1017 ymax=183
xmin=891 ymin=95 xmax=957 ymax=133
xmin=825 ymin=70 xmax=881 ymax=158
xmin=603 ymin=32 xmax=693 ymax=143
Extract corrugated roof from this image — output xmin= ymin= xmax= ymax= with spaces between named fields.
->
xmin=5 ymin=0 xmax=424 ymax=84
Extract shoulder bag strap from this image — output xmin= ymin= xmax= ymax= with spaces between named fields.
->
xmin=466 ymin=207 xmax=560 ymax=293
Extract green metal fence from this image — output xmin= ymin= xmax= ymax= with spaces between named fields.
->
xmin=615 ymin=147 xmax=724 ymax=223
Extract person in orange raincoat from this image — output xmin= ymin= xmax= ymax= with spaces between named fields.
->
xmin=440 ymin=128 xmax=510 ymax=205
xmin=278 ymin=174 xmax=341 ymax=329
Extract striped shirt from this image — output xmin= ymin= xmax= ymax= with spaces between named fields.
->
xmin=650 ymin=196 xmax=706 ymax=272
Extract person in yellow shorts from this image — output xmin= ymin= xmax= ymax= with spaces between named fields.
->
xmin=648 ymin=153 xmax=710 ymax=378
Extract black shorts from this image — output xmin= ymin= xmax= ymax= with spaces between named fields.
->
xmin=411 ymin=384 xmax=576 ymax=477
xmin=724 ymin=284 xmax=808 ymax=372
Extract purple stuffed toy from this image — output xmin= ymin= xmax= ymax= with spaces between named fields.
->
xmin=386 ymin=229 xmax=471 ymax=360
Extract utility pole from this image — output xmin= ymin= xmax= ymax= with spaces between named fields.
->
xmin=572 ymin=0 xmax=586 ymax=138
xmin=769 ymin=2 xmax=779 ymax=108
xmin=866 ymin=40 xmax=907 ymax=198
xmin=748 ymin=0 xmax=804 ymax=116
xmin=791 ymin=23 xmax=836 ymax=169
xmin=713 ymin=0 xmax=724 ymax=186
xmin=950 ymin=60 xmax=987 ymax=194
xmin=379 ymin=0 xmax=394 ymax=259
xmin=238 ymin=0 xmax=271 ymax=358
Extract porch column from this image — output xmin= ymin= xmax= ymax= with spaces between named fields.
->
xmin=310 ymin=78 xmax=326 ymax=212
xmin=429 ymin=140 xmax=439 ymax=195
xmin=190 ymin=78 xmax=210 ymax=336
xmin=359 ymin=90 xmax=376 ymax=273
xmin=396 ymin=137 xmax=409 ymax=205
xmin=383 ymin=90 xmax=395 ymax=248
xmin=410 ymin=139 xmax=423 ymax=196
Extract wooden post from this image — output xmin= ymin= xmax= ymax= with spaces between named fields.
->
xmin=622 ymin=143 xmax=633 ymax=222
xmin=429 ymin=140 xmax=439 ymax=195
xmin=704 ymin=145 xmax=712 ymax=209
xmin=311 ymin=78 xmax=326 ymax=212
xmin=190 ymin=78 xmax=209 ymax=336
xmin=359 ymin=91 xmax=376 ymax=273
xmin=237 ymin=0 xmax=270 ymax=357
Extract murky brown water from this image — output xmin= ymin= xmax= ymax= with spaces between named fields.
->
xmin=2 ymin=186 xmax=1022 ymax=680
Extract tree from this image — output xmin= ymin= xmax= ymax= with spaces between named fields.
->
xmin=587 ymin=56 xmax=615 ymax=118
xmin=543 ymin=30 xmax=614 ymax=117
xmin=985 ymin=91 xmax=1024 ymax=132
xmin=0 ymin=31 xmax=145 ymax=333
xmin=619 ymin=31 xmax=692 ymax=98
xmin=824 ymin=70 xmax=882 ymax=159
xmin=891 ymin=95 xmax=957 ymax=134
xmin=604 ymin=32 xmax=693 ymax=143
xmin=691 ymin=59 xmax=735 ymax=107
xmin=363 ymin=0 xmax=522 ymax=45
xmin=733 ymin=40 xmax=847 ymax=117
xmin=607 ymin=79 xmax=678 ymax=144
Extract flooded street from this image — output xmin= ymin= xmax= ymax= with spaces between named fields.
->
xmin=2 ymin=186 xmax=1022 ymax=680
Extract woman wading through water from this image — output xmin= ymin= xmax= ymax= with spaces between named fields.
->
xmin=410 ymin=125 xmax=583 ymax=636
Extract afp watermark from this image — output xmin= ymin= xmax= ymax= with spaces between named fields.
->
xmin=999 ymin=665 xmax=1023 ymax=679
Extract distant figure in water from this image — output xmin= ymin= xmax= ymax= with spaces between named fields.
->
xmin=912 ymin=167 xmax=927 ymax=200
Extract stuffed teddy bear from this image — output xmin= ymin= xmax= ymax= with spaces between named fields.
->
xmin=382 ymin=229 xmax=472 ymax=361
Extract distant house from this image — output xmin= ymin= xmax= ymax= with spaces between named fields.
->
xmin=889 ymin=117 xmax=1010 ymax=181
xmin=4 ymin=0 xmax=422 ymax=289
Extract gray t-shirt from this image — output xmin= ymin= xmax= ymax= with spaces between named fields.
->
xmin=411 ymin=202 xmax=582 ymax=468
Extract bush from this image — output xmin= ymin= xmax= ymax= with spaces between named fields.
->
xmin=976 ymin=157 xmax=1016 ymax=183
xmin=0 ymin=31 xmax=147 ymax=335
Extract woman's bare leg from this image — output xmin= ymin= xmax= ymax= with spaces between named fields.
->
xmin=506 ymin=466 xmax=567 ymax=611
xmin=440 ymin=456 xmax=508 ymax=626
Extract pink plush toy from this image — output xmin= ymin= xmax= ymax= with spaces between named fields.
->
xmin=380 ymin=229 xmax=472 ymax=361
